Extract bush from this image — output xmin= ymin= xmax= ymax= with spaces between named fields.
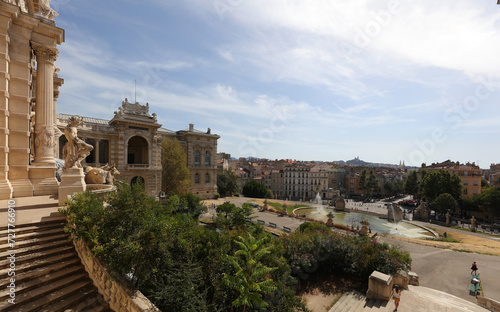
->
xmin=297 ymin=222 xmax=331 ymax=233
xmin=281 ymin=230 xmax=411 ymax=284
xmin=214 ymin=192 xmax=220 ymax=199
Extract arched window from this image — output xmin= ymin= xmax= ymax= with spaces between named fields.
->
xmin=195 ymin=173 xmax=200 ymax=183
xmin=205 ymin=151 xmax=210 ymax=166
xmin=131 ymin=176 xmax=145 ymax=190
xmin=128 ymin=136 xmax=149 ymax=164
xmin=194 ymin=150 xmax=201 ymax=165
xmin=205 ymin=173 xmax=210 ymax=183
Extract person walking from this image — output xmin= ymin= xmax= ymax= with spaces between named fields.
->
xmin=392 ymin=285 xmax=401 ymax=311
xmin=471 ymin=261 xmax=478 ymax=274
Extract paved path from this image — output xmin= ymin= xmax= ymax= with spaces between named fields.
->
xmin=379 ymin=236 xmax=500 ymax=303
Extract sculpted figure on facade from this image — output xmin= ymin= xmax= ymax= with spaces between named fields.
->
xmin=85 ymin=163 xmax=120 ymax=185
xmin=38 ymin=0 xmax=58 ymax=20
xmin=62 ymin=116 xmax=93 ymax=169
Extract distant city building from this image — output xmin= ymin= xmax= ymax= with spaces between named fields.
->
xmin=422 ymin=160 xmax=481 ymax=198
xmin=490 ymin=163 xmax=500 ymax=189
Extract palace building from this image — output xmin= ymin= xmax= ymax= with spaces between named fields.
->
xmin=57 ymin=99 xmax=220 ymax=199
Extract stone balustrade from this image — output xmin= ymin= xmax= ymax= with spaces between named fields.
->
xmin=72 ymin=238 xmax=160 ymax=312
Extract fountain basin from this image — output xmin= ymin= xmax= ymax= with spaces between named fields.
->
xmin=294 ymin=208 xmax=433 ymax=239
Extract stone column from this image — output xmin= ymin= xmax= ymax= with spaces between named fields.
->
xmin=0 ymin=11 xmax=13 ymax=199
xmin=29 ymin=42 xmax=59 ymax=195
xmin=93 ymin=139 xmax=99 ymax=167
xmin=7 ymin=21 xmax=35 ymax=197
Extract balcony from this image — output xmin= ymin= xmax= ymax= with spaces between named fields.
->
xmin=128 ymin=164 xmax=150 ymax=170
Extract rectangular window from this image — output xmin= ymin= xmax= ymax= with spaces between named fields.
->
xmin=99 ymin=140 xmax=109 ymax=164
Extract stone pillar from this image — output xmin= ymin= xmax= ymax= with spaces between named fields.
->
xmin=0 ymin=10 xmax=13 ymax=199
xmin=93 ymin=138 xmax=100 ymax=167
xmin=29 ymin=43 xmax=59 ymax=195
xmin=8 ymin=21 xmax=35 ymax=197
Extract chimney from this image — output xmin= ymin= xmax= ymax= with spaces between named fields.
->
xmin=189 ymin=123 xmax=194 ymax=131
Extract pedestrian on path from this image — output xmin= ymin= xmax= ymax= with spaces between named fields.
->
xmin=391 ymin=285 xmax=401 ymax=311
xmin=471 ymin=261 xmax=478 ymax=275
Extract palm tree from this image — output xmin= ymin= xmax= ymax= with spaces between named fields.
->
xmin=222 ymin=233 xmax=277 ymax=312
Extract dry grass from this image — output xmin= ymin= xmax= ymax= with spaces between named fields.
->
xmin=384 ymin=228 xmax=500 ymax=256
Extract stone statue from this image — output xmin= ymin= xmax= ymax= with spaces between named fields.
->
xmin=85 ymin=163 xmax=120 ymax=185
xmin=62 ymin=116 xmax=93 ymax=169
xmin=38 ymin=0 xmax=58 ymax=20
xmin=470 ymin=216 xmax=476 ymax=232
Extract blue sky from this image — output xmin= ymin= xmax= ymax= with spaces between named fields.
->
xmin=51 ymin=0 xmax=500 ymax=168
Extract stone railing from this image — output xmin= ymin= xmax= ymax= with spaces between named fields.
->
xmin=367 ymin=270 xmax=417 ymax=301
xmin=72 ymin=238 xmax=160 ymax=312
xmin=477 ymin=296 xmax=500 ymax=312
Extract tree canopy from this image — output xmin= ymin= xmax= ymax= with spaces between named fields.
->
xmin=161 ymin=137 xmax=191 ymax=195
xmin=217 ymin=168 xmax=239 ymax=197
xmin=242 ymin=180 xmax=272 ymax=198
xmin=421 ymin=170 xmax=462 ymax=202
xmin=404 ymin=170 xmax=419 ymax=197
xmin=431 ymin=193 xmax=459 ymax=216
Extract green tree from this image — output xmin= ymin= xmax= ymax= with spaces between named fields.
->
xmin=161 ymin=137 xmax=191 ymax=195
xmin=481 ymin=178 xmax=490 ymax=188
xmin=242 ymin=180 xmax=271 ymax=198
xmin=477 ymin=187 xmax=500 ymax=221
xmin=431 ymin=193 xmax=459 ymax=216
xmin=215 ymin=202 xmax=253 ymax=229
xmin=366 ymin=169 xmax=379 ymax=195
xmin=404 ymin=171 xmax=419 ymax=197
xmin=359 ymin=168 xmax=367 ymax=191
xmin=222 ymin=233 xmax=277 ymax=312
xmin=217 ymin=168 xmax=239 ymax=197
xmin=422 ymin=170 xmax=462 ymax=202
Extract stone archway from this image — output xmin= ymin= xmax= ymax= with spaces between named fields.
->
xmin=127 ymin=136 xmax=149 ymax=165
xmin=131 ymin=176 xmax=145 ymax=190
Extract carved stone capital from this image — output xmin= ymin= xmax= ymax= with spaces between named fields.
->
xmin=31 ymin=43 xmax=58 ymax=64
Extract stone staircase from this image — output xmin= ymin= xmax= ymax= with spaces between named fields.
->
xmin=329 ymin=291 xmax=393 ymax=312
xmin=0 ymin=217 xmax=112 ymax=312
xmin=329 ymin=287 xmax=490 ymax=312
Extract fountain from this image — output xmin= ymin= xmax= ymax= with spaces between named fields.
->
xmin=359 ymin=219 xmax=370 ymax=236
xmin=387 ymin=203 xmax=403 ymax=222
xmin=313 ymin=192 xmax=324 ymax=213
xmin=293 ymin=204 xmax=433 ymax=239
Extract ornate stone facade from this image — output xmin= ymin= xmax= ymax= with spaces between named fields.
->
xmin=57 ymin=99 xmax=220 ymax=199
xmin=0 ymin=0 xmax=63 ymax=199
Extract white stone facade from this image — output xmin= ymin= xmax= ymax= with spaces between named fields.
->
xmin=0 ymin=0 xmax=64 ymax=199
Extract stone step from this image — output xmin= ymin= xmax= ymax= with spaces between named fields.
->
xmin=0 ymin=256 xmax=81 ymax=289
xmin=0 ymin=235 xmax=73 ymax=259
xmin=62 ymin=294 xmax=112 ymax=312
xmin=346 ymin=292 xmax=367 ymax=312
xmin=0 ymin=244 xmax=75 ymax=267
xmin=0 ymin=250 xmax=78 ymax=282
xmin=0 ymin=232 xmax=70 ymax=252
xmin=330 ymin=292 xmax=353 ymax=312
xmin=0 ymin=217 xmax=66 ymax=232
xmin=0 ymin=262 xmax=85 ymax=302
xmin=0 ymin=227 xmax=66 ymax=245
xmin=0 ymin=274 xmax=91 ymax=311
xmin=37 ymin=285 xmax=100 ymax=312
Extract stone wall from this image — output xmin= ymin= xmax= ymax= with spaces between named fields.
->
xmin=72 ymin=238 xmax=160 ymax=312
xmin=477 ymin=296 xmax=500 ymax=312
